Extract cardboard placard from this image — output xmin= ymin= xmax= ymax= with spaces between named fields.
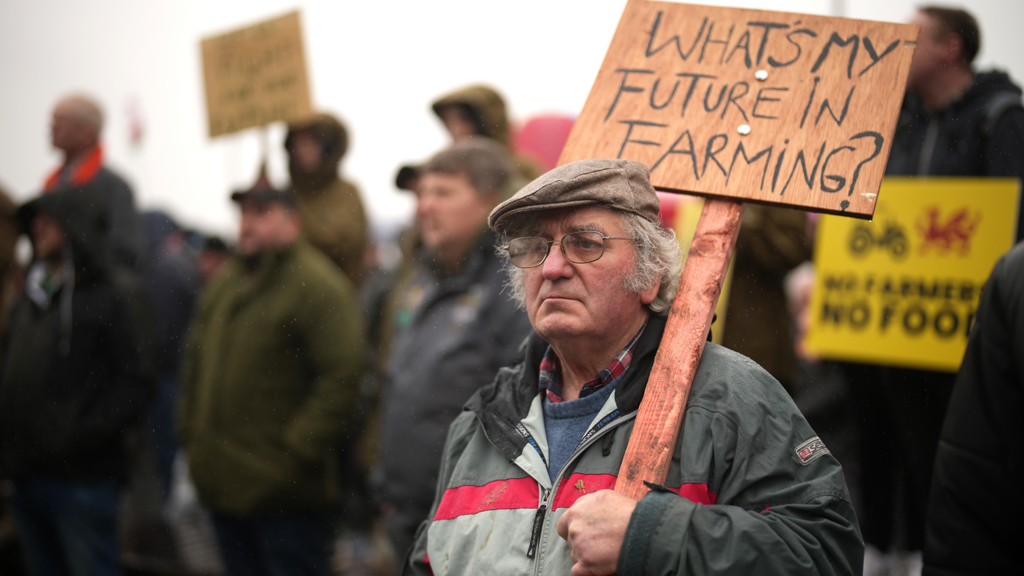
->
xmin=559 ymin=0 xmax=918 ymax=218
xmin=805 ymin=177 xmax=1021 ymax=371
xmin=201 ymin=11 xmax=312 ymax=137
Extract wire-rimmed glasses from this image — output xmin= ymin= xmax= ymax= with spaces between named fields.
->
xmin=505 ymin=231 xmax=632 ymax=268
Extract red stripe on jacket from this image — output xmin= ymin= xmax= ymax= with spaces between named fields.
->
xmin=433 ymin=477 xmax=539 ymax=521
xmin=552 ymin=473 xmax=617 ymax=509
xmin=551 ymin=473 xmax=718 ymax=509
xmin=668 ymin=483 xmax=718 ymax=504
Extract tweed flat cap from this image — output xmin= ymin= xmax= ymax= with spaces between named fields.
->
xmin=488 ymin=159 xmax=659 ymax=235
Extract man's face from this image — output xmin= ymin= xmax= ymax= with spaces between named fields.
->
xmin=907 ymin=11 xmax=958 ymax=94
xmin=523 ymin=206 xmax=659 ymax=346
xmin=439 ymin=106 xmax=479 ymax=141
xmin=31 ymin=213 xmax=66 ymax=261
xmin=50 ymin=100 xmax=94 ymax=154
xmin=416 ymin=171 xmax=495 ymax=259
xmin=237 ymin=200 xmax=299 ymax=257
xmin=288 ymin=131 xmax=324 ymax=173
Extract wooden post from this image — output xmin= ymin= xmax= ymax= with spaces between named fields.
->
xmin=615 ymin=198 xmax=744 ymax=500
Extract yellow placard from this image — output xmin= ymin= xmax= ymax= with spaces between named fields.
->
xmin=805 ymin=177 xmax=1020 ymax=371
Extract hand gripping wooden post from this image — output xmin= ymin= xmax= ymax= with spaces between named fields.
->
xmin=557 ymin=0 xmax=919 ymax=499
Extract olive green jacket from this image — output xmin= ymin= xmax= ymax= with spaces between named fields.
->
xmin=178 ymin=241 xmax=363 ymax=515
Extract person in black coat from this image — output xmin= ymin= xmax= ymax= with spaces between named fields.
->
xmin=0 ymin=183 xmax=155 ymax=576
xmin=924 ymin=242 xmax=1024 ymax=575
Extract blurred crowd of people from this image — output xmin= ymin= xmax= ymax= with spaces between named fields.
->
xmin=0 ymin=5 xmax=1022 ymax=576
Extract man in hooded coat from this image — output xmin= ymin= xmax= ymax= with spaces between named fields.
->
xmin=431 ymin=84 xmax=541 ymax=197
xmin=284 ymin=113 xmax=368 ymax=287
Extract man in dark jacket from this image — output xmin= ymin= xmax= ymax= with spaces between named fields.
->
xmin=887 ymin=6 xmax=1024 ymax=230
xmin=923 ymin=242 xmax=1024 ymax=575
xmin=178 ymin=187 xmax=363 ymax=576
xmin=374 ymin=138 xmax=533 ymax=558
xmin=0 ymin=184 xmax=155 ymax=576
xmin=404 ymin=159 xmax=862 ymax=576
xmin=853 ymin=7 xmax=1024 ymax=562
xmin=45 ymin=95 xmax=145 ymax=270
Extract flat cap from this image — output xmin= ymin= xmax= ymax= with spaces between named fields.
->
xmin=488 ymin=159 xmax=659 ymax=235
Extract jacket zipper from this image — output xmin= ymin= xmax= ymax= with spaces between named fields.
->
xmin=528 ymin=411 xmax=638 ymax=574
xmin=527 ymin=490 xmax=549 ymax=559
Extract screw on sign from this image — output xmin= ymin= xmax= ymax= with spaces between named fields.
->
xmin=557 ymin=0 xmax=919 ymax=501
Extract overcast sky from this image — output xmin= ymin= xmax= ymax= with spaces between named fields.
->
xmin=1 ymin=0 xmax=1021 ymax=239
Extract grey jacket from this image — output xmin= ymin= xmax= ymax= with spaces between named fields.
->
xmin=376 ymin=232 xmax=532 ymax=523
xmin=405 ymin=314 xmax=863 ymax=576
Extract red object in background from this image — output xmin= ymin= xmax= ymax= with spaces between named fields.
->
xmin=514 ymin=115 xmax=681 ymax=230
xmin=511 ymin=114 xmax=576 ymax=172
xmin=657 ymin=192 xmax=681 ymax=228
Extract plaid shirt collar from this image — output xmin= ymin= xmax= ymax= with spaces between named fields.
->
xmin=538 ymin=322 xmax=647 ymax=403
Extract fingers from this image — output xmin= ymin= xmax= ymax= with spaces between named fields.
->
xmin=556 ymin=505 xmax=571 ymax=540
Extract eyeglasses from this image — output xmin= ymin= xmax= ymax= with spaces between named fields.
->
xmin=505 ymin=231 xmax=632 ymax=268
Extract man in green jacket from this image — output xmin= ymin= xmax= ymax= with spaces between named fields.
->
xmin=178 ymin=187 xmax=363 ymax=576
xmin=404 ymin=159 xmax=863 ymax=576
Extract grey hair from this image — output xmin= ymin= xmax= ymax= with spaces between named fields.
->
xmin=498 ymin=207 xmax=683 ymax=315
xmin=422 ymin=136 xmax=512 ymax=196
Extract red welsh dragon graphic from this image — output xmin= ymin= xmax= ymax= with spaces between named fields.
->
xmin=916 ymin=206 xmax=981 ymax=256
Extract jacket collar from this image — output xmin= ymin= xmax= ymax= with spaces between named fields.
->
xmin=466 ymin=313 xmax=669 ymax=461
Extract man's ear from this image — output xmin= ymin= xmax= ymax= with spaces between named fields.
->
xmin=640 ymin=273 xmax=662 ymax=306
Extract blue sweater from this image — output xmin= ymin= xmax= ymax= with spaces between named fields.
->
xmin=543 ymin=382 xmax=618 ymax=482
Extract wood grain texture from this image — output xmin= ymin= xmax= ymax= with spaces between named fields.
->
xmin=559 ymin=0 xmax=919 ymax=219
xmin=614 ymin=199 xmax=744 ymax=501
xmin=201 ymin=11 xmax=312 ymax=138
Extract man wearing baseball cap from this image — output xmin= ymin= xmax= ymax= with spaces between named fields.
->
xmin=178 ymin=187 xmax=363 ymax=576
xmin=402 ymin=159 xmax=863 ymax=576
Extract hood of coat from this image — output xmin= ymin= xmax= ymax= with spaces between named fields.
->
xmin=285 ymin=113 xmax=349 ymax=193
xmin=17 ymin=184 xmax=112 ymax=280
xmin=432 ymin=85 xmax=511 ymax=147
xmin=966 ymin=70 xmax=1023 ymax=101
xmin=906 ymin=69 xmax=1023 ymax=117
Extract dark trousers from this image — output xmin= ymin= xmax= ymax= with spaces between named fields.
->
xmin=846 ymin=363 xmax=955 ymax=551
xmin=145 ymin=373 xmax=179 ymax=500
xmin=211 ymin=511 xmax=331 ymax=576
xmin=9 ymin=475 xmax=121 ymax=576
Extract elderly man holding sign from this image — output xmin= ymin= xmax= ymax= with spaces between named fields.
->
xmin=401 ymin=159 xmax=862 ymax=576
xmin=397 ymin=0 xmax=932 ymax=570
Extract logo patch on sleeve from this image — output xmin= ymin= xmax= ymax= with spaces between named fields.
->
xmin=795 ymin=436 xmax=830 ymax=465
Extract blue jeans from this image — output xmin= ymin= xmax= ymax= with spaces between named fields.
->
xmin=211 ymin=511 xmax=331 ymax=576
xmin=9 ymin=475 xmax=122 ymax=576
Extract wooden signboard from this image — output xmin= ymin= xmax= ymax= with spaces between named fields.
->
xmin=201 ymin=11 xmax=312 ymax=137
xmin=560 ymin=0 xmax=919 ymax=219
xmin=555 ymin=0 xmax=918 ymax=502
